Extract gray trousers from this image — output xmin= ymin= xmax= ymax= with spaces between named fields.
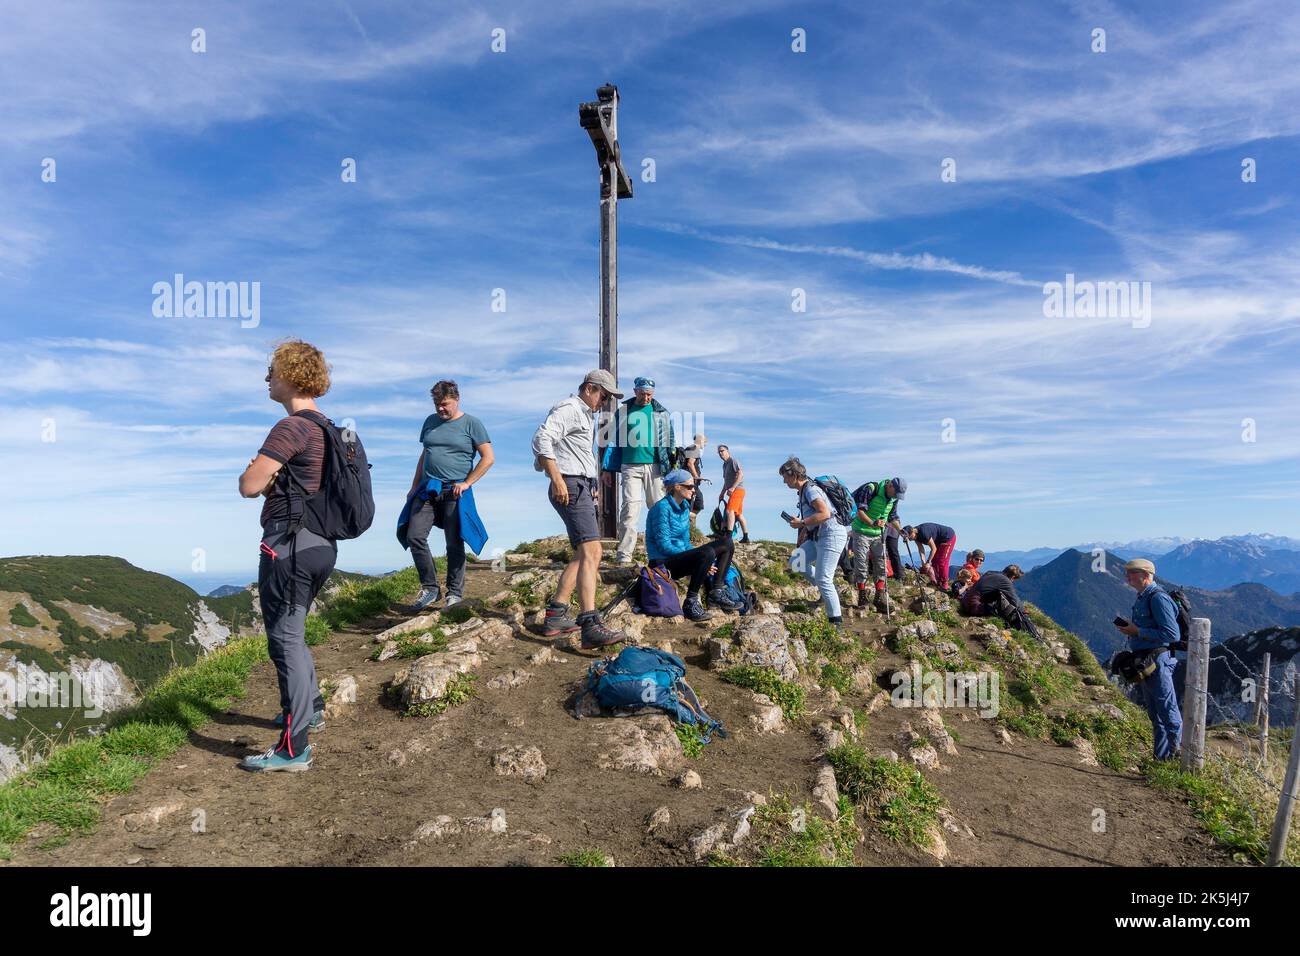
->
xmin=851 ymin=530 xmax=888 ymax=586
xmin=258 ymin=522 xmax=335 ymax=756
xmin=406 ymin=493 xmax=466 ymax=597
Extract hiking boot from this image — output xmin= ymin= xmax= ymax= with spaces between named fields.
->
xmin=827 ymin=615 xmax=843 ymax=629
xmin=444 ymin=594 xmax=463 ymax=609
xmin=684 ymin=596 xmax=713 ymax=622
xmin=856 ymin=587 xmax=869 ymax=609
xmin=541 ymin=603 xmax=580 ymax=637
xmin=741 ymin=534 xmax=751 ymax=544
xmin=874 ymin=589 xmax=891 ymax=615
xmin=412 ymin=587 xmax=441 ymax=612
xmin=708 ymin=587 xmax=743 ymax=612
xmin=240 ymin=744 xmax=313 ymax=773
xmin=272 ymin=710 xmax=325 ymax=734
xmin=579 ymin=613 xmax=627 ymax=650
xmin=614 ymin=554 xmax=634 ymax=566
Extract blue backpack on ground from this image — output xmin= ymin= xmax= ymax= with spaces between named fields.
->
xmin=706 ymin=564 xmax=757 ymax=615
xmin=584 ymin=646 xmax=726 ymax=742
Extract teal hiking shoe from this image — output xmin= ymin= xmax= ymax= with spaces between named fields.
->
xmin=240 ymin=744 xmax=313 ymax=773
xmin=272 ymin=710 xmax=325 ymax=733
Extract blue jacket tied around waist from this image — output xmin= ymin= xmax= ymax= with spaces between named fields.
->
xmin=396 ymin=479 xmax=488 ymax=556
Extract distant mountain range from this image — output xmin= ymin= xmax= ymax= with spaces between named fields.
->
xmin=1195 ymin=626 xmax=1300 ymax=729
xmin=954 ymin=533 xmax=1300 ymax=593
xmin=1016 ymin=549 xmax=1300 ymax=663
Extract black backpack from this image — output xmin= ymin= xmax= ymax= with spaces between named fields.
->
xmin=808 ymin=475 xmax=855 ymax=526
xmin=1167 ymin=589 xmax=1191 ymax=651
xmin=282 ymin=410 xmax=375 ymax=541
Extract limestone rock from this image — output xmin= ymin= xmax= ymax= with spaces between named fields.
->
xmin=896 ymin=620 xmax=939 ymax=643
xmin=812 ymin=721 xmax=845 ymax=752
xmin=374 ymin=613 xmax=440 ymax=643
xmin=122 ymin=798 xmax=184 ymax=832
xmin=916 ymin=708 xmax=959 ymax=756
xmin=594 ymin=715 xmax=684 ymax=775
xmin=322 ymin=674 xmax=358 ymax=719
xmin=938 ymin=808 xmax=976 ymax=839
xmin=688 ymin=822 xmax=728 ymax=861
xmin=812 ymin=761 xmax=839 ymax=817
xmin=1089 ymin=702 xmax=1126 ymax=722
xmin=747 ymin=694 xmax=786 ymax=734
xmin=492 ymin=745 xmax=548 ymax=782
xmin=392 ymin=645 xmax=481 ymax=710
xmin=864 ymin=690 xmax=889 ymax=715
xmin=449 ymin=616 xmax=513 ymax=647
xmin=924 ymin=823 xmax=950 ymax=861
xmin=1070 ymin=736 xmax=1100 ymax=767
xmin=486 ymin=668 xmax=533 ymax=691
xmin=706 ymin=614 xmax=799 ymax=681
xmin=646 ymin=807 xmax=672 ymax=833
xmin=673 ymin=769 xmax=702 ymax=790
xmin=412 ymin=808 xmax=507 ymax=843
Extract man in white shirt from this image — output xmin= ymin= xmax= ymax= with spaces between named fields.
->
xmin=532 ymin=369 xmax=628 ymax=649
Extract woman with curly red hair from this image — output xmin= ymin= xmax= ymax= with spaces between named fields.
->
xmin=237 ymin=340 xmax=336 ymax=772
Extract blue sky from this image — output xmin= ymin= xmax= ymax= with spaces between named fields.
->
xmin=3 ymin=0 xmax=1300 ymax=588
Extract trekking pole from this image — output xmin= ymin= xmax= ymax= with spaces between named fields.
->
xmin=882 ymin=532 xmax=892 ymax=624
xmin=601 ymin=576 xmax=640 ymax=619
xmin=902 ymin=536 xmax=935 ymax=622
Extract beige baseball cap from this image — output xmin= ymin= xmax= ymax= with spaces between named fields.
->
xmin=1125 ymin=558 xmax=1156 ymax=575
xmin=582 ymin=369 xmax=623 ymax=399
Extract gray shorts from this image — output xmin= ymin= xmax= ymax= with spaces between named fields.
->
xmin=550 ymin=474 xmax=601 ymax=547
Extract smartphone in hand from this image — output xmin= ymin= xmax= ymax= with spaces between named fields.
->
xmin=780 ymin=511 xmax=795 ymax=523
xmin=1113 ymin=616 xmax=1130 ymax=628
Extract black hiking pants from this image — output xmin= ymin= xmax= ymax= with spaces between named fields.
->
xmin=407 ymin=492 xmax=466 ymax=597
xmin=657 ymin=537 xmax=734 ymax=599
xmin=259 ymin=521 xmax=336 ymax=757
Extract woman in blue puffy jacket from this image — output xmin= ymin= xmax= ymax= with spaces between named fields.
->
xmin=645 ymin=469 xmax=742 ymax=621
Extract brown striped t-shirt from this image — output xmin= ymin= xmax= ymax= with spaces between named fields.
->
xmin=258 ymin=414 xmax=325 ymax=527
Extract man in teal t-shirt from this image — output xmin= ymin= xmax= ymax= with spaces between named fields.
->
xmin=602 ymin=376 xmax=676 ymax=564
xmin=622 ymin=401 xmax=655 ymax=466
xmin=406 ymin=381 xmax=494 ymax=610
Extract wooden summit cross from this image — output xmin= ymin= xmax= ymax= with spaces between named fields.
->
xmin=579 ymin=83 xmax=634 ymax=538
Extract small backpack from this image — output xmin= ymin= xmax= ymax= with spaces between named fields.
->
xmin=1167 ymin=589 xmax=1191 ymax=650
xmin=707 ymin=564 xmax=757 ymax=615
xmin=708 ymin=498 xmax=740 ymax=539
xmin=806 ymin=475 xmax=855 ymax=526
xmin=585 ymin=646 xmax=726 ymax=741
xmin=638 ymin=564 xmax=683 ymax=617
xmin=283 ymin=410 xmax=375 ymax=541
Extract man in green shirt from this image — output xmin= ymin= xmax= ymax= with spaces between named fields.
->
xmin=849 ymin=477 xmax=907 ymax=613
xmin=601 ymin=376 xmax=677 ymax=564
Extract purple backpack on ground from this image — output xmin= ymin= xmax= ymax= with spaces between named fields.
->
xmin=639 ymin=564 xmax=683 ymax=617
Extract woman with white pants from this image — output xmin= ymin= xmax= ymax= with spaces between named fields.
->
xmin=780 ymin=456 xmax=848 ymax=626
